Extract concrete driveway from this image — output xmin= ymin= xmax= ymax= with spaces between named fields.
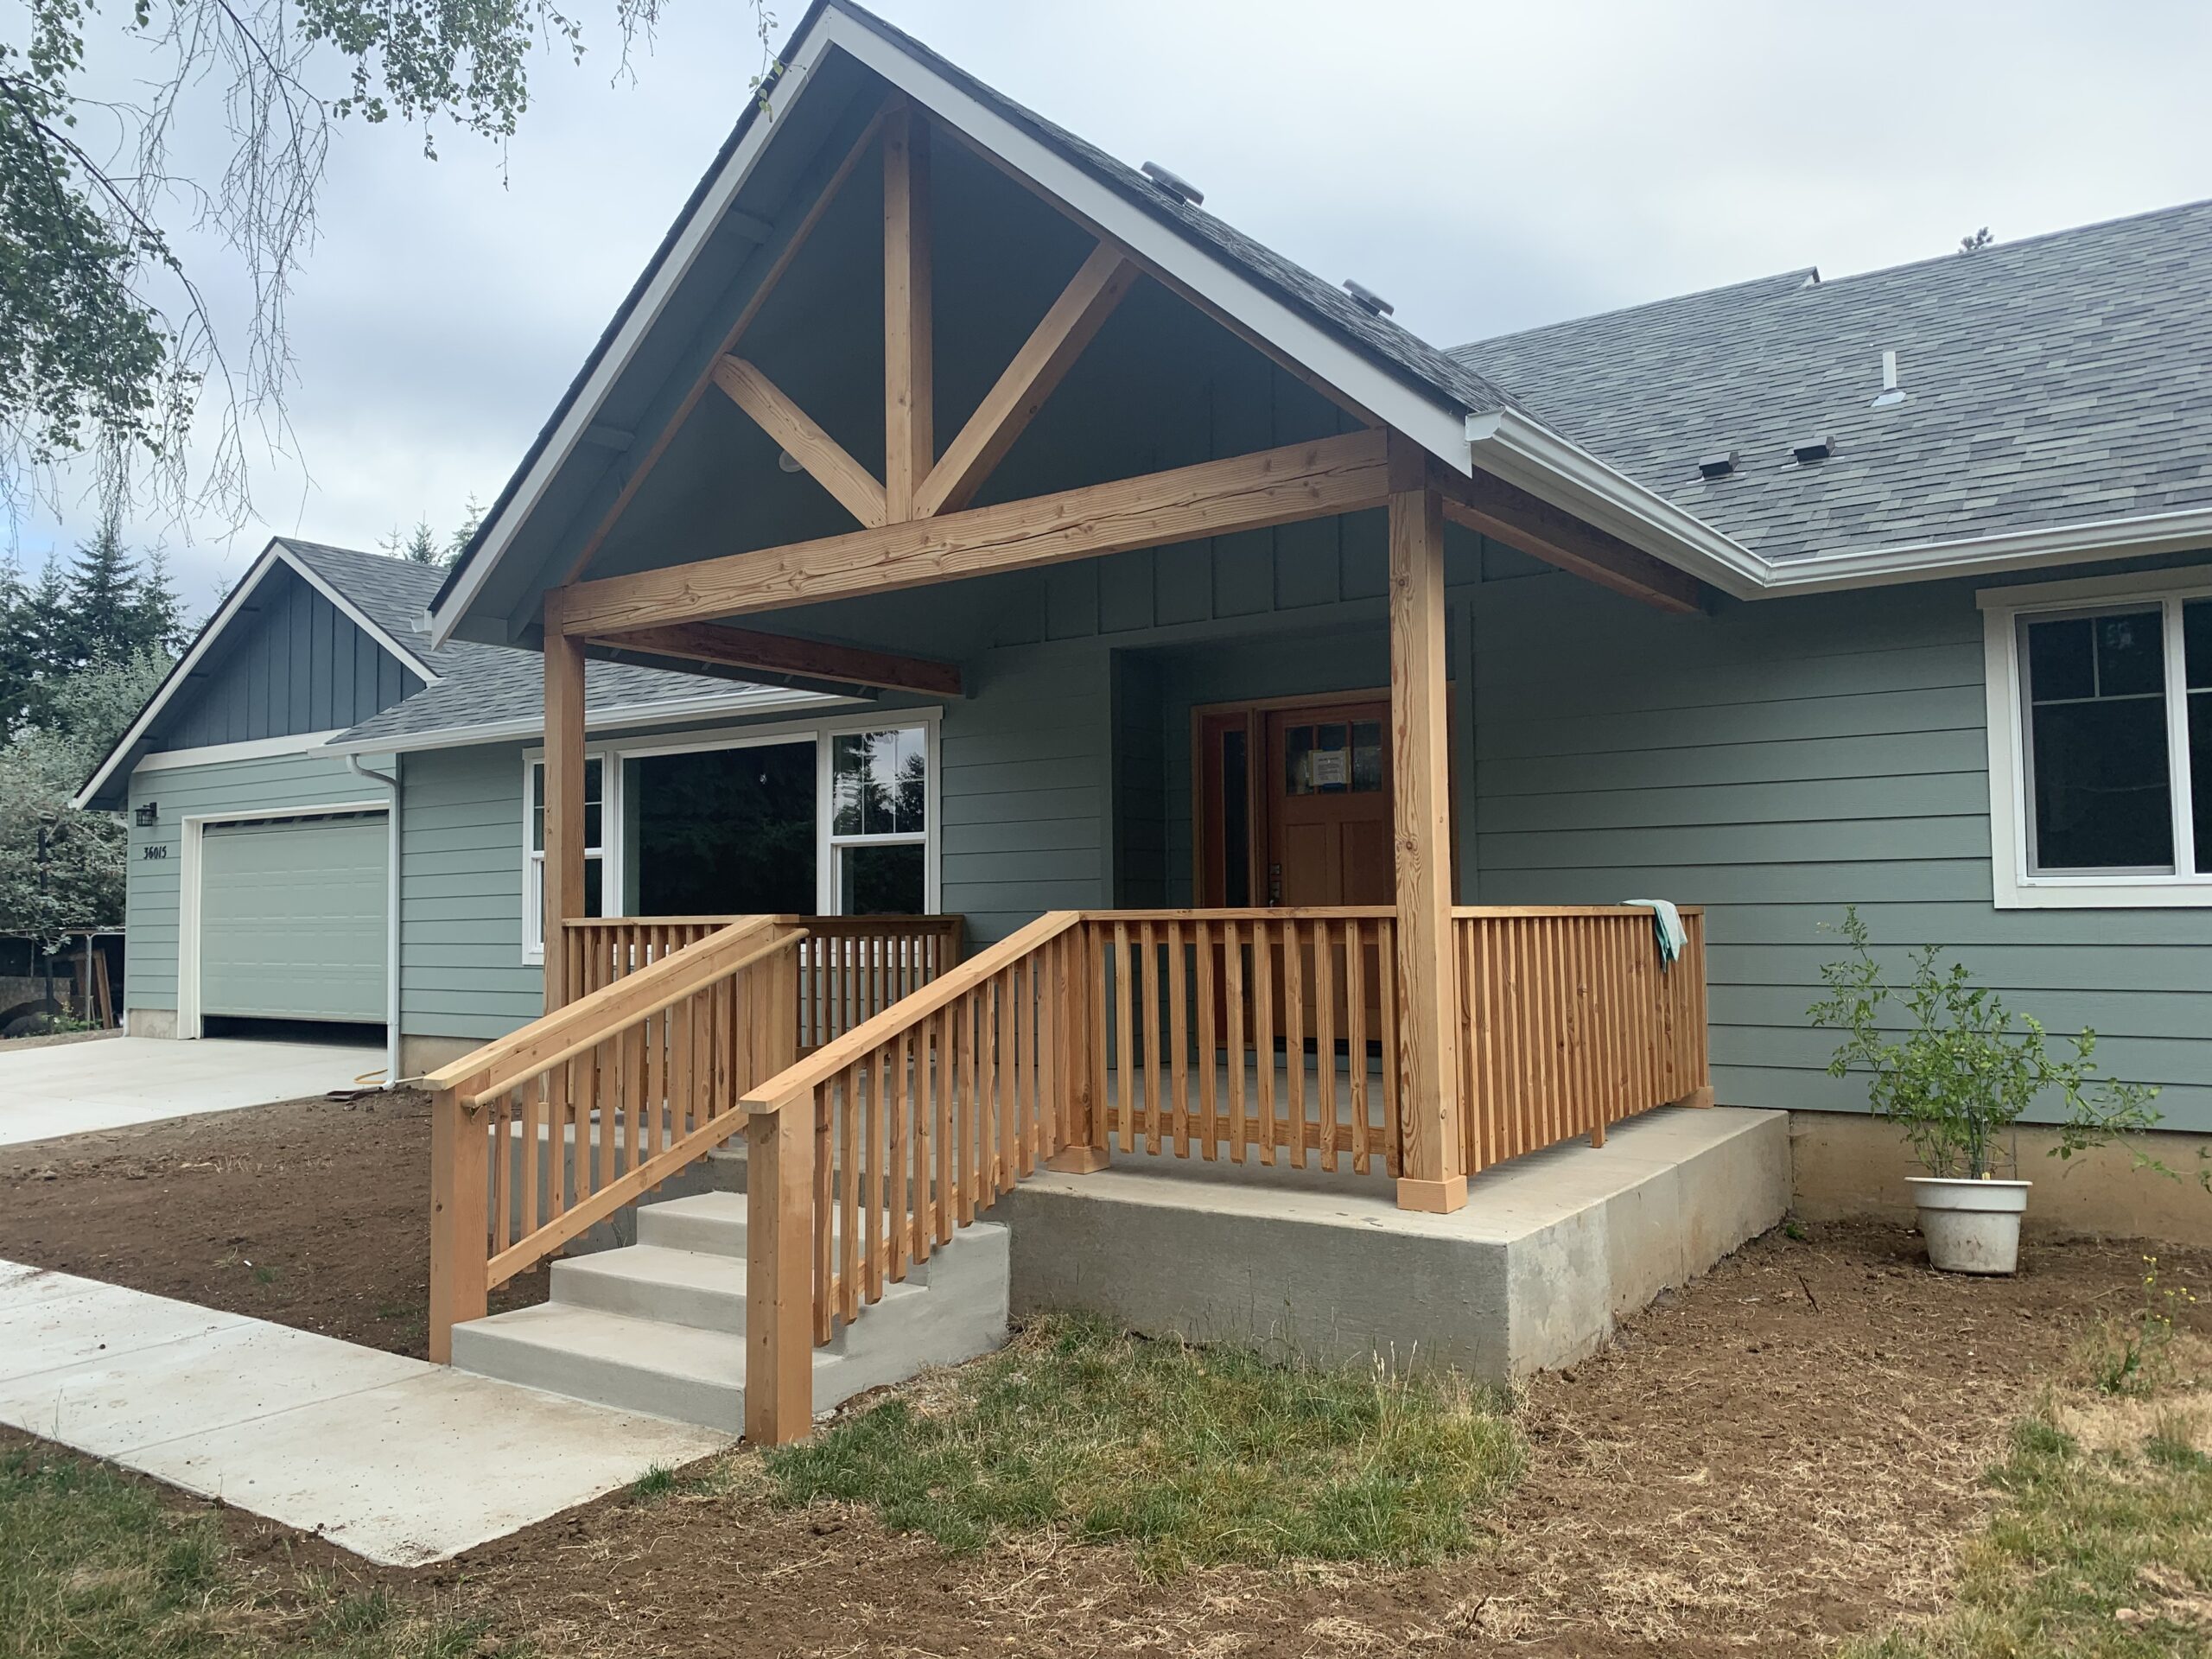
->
xmin=0 ymin=1036 xmax=385 ymax=1148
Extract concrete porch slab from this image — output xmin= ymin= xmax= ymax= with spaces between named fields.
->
xmin=0 ymin=1262 xmax=728 ymax=1565
xmin=999 ymin=1105 xmax=1789 ymax=1383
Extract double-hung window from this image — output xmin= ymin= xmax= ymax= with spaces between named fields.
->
xmin=828 ymin=727 xmax=930 ymax=914
xmin=524 ymin=757 xmax=605 ymax=958
xmin=1981 ymin=573 xmax=2212 ymax=906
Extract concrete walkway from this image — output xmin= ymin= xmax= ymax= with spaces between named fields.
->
xmin=0 ymin=1261 xmax=728 ymax=1564
xmin=0 ymin=1037 xmax=385 ymax=1147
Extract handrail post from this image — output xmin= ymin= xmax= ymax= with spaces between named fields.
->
xmin=1047 ymin=919 xmax=1109 ymax=1173
xmin=428 ymin=1077 xmax=490 ymax=1363
xmin=744 ymin=1098 xmax=815 ymax=1442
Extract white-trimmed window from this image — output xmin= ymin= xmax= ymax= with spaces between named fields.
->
xmin=524 ymin=756 xmax=606 ymax=959
xmin=827 ymin=726 xmax=930 ymax=914
xmin=1980 ymin=570 xmax=2212 ymax=907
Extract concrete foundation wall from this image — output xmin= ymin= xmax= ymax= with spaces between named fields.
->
xmin=1789 ymin=1109 xmax=2212 ymax=1247
xmin=126 ymin=1008 xmax=178 ymax=1039
xmin=1002 ymin=1105 xmax=1789 ymax=1386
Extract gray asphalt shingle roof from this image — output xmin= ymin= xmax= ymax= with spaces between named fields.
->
xmin=283 ymin=541 xmax=822 ymax=748
xmin=1451 ymin=200 xmax=2212 ymax=562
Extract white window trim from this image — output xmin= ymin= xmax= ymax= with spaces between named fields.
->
xmin=519 ymin=748 xmax=613 ymax=964
xmin=522 ymin=708 xmax=944 ymax=962
xmin=1979 ymin=568 xmax=2212 ymax=909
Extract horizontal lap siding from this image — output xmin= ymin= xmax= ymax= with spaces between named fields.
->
xmin=124 ymin=752 xmax=390 ymax=1012
xmin=398 ymin=743 xmax=543 ymax=1040
xmin=939 ymin=646 xmax=1110 ymax=944
xmin=1471 ymin=569 xmax=2212 ymax=1130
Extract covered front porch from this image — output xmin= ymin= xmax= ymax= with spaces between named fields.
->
xmin=421 ymin=60 xmax=1739 ymax=1440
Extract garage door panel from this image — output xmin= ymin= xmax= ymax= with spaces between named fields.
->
xmin=200 ymin=816 xmax=386 ymax=1022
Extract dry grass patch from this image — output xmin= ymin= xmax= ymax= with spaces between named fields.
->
xmin=763 ymin=1314 xmax=1522 ymax=1575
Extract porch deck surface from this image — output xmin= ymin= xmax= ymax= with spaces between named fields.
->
xmin=0 ymin=1260 xmax=726 ymax=1564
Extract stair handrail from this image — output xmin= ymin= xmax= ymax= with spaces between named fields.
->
xmin=738 ymin=910 xmax=1084 ymax=1117
xmin=734 ymin=910 xmax=1087 ymax=1446
xmin=426 ymin=914 xmax=787 ymax=1104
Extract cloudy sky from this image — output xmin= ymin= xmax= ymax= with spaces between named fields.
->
xmin=20 ymin=0 xmax=2212 ymax=620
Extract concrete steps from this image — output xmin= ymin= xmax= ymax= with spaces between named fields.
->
xmin=450 ymin=1190 xmax=1009 ymax=1434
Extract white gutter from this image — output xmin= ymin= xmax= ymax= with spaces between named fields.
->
xmin=344 ymin=753 xmax=403 ymax=1090
xmin=1751 ymin=504 xmax=2212 ymax=594
xmin=1464 ymin=410 xmax=1766 ymax=598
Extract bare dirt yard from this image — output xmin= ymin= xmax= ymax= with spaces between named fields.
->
xmin=2 ymin=1093 xmax=2203 ymax=1656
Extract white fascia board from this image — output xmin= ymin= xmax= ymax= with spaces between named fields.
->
xmin=1463 ymin=410 xmax=1766 ymax=596
xmin=131 ymin=731 xmax=348 ymax=773
xmin=1753 ymin=505 xmax=2212 ymax=594
xmin=319 ymin=688 xmax=855 ymax=758
xmin=427 ymin=24 xmax=842 ymax=646
xmin=826 ymin=12 xmax=1472 ymax=472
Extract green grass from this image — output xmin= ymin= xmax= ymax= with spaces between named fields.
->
xmin=764 ymin=1314 xmax=1523 ymax=1574
xmin=0 ymin=1441 xmax=528 ymax=1658
xmin=1840 ymin=1402 xmax=2212 ymax=1657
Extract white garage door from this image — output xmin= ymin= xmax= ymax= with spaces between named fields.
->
xmin=200 ymin=813 xmax=388 ymax=1023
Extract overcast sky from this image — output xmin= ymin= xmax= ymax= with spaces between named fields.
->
xmin=17 ymin=0 xmax=2212 ymax=620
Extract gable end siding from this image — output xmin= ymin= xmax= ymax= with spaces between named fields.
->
xmin=149 ymin=564 xmax=420 ymax=751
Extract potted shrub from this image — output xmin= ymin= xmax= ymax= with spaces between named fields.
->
xmin=1808 ymin=906 xmax=2164 ymax=1274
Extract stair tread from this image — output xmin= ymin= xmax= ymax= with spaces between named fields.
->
xmin=459 ymin=1302 xmax=743 ymax=1382
xmin=553 ymin=1243 xmax=741 ymax=1293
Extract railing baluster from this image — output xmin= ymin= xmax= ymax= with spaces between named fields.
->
xmin=1193 ymin=920 xmax=1216 ymax=1161
xmin=1251 ymin=918 xmax=1277 ymax=1166
xmin=1224 ymin=919 xmax=1246 ymax=1165
xmin=1166 ymin=921 xmax=1188 ymax=1158
xmin=1346 ymin=920 xmax=1370 ymax=1174
xmin=1315 ymin=919 xmax=1338 ymax=1173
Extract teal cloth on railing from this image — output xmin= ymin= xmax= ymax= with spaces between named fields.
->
xmin=1620 ymin=898 xmax=1685 ymax=968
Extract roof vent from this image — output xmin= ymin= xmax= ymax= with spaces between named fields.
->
xmin=1342 ymin=279 xmax=1395 ymax=318
xmin=1793 ymin=434 xmax=1836 ymax=464
xmin=1872 ymin=348 xmax=1907 ymax=409
xmin=1141 ymin=162 xmax=1204 ymax=206
xmin=1697 ymin=451 xmax=1738 ymax=480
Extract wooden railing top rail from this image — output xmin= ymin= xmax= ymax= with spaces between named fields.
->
xmin=562 ymin=912 xmax=962 ymax=929
xmin=1094 ymin=906 xmax=1395 ymax=922
xmin=1452 ymin=904 xmax=1703 ymax=918
xmin=424 ymin=915 xmax=785 ymax=1096
xmin=741 ymin=910 xmax=1084 ymax=1114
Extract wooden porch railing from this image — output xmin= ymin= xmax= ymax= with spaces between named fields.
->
xmin=1452 ymin=906 xmax=1710 ymax=1170
xmin=427 ymin=914 xmax=805 ymax=1357
xmin=1090 ymin=909 xmax=1402 ymax=1173
xmin=562 ymin=913 xmax=963 ymax=1046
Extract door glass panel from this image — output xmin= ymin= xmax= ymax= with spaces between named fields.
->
xmin=1311 ymin=722 xmax=1350 ymax=792
xmin=1221 ymin=728 xmax=1250 ymax=907
xmin=1284 ymin=724 xmax=1315 ymax=795
xmin=1351 ymin=720 xmax=1383 ymax=792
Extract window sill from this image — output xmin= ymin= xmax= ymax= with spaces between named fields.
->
xmin=1994 ymin=875 xmax=2212 ymax=911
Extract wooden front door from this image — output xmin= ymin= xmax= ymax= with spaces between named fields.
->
xmin=1262 ymin=702 xmax=1394 ymax=909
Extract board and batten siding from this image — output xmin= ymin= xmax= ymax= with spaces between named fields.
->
xmin=1467 ymin=564 xmax=2212 ymax=1132
xmin=148 ymin=563 xmax=418 ymax=751
xmin=124 ymin=749 xmax=392 ymax=1014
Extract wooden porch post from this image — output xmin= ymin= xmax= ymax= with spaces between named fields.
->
xmin=427 ymin=1075 xmax=489 ymax=1362
xmin=542 ymin=589 xmax=588 ymax=1011
xmin=744 ymin=1099 xmax=815 ymax=1442
xmin=1388 ymin=433 xmax=1468 ymax=1213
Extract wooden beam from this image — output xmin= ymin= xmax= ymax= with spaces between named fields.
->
xmin=586 ymin=620 xmax=962 ymax=696
xmin=883 ymin=103 xmax=934 ymax=519
xmin=1439 ymin=471 xmax=1707 ymax=614
xmin=1387 ymin=433 xmax=1465 ymax=1215
xmin=710 ymin=356 xmax=887 ymax=528
xmin=916 ymin=245 xmax=1140 ymax=518
xmin=558 ymin=429 xmax=1390 ymax=636
xmin=541 ymin=589 xmax=588 ymax=1012
xmin=558 ymin=107 xmax=891 ymax=585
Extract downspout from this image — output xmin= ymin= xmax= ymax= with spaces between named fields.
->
xmin=346 ymin=753 xmax=403 ymax=1089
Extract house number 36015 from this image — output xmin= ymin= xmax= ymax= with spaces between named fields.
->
xmin=142 ymin=845 xmax=168 ymax=860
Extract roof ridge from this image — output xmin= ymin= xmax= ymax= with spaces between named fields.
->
xmin=1772 ymin=194 xmax=2212 ymax=296
xmin=1451 ymin=267 xmax=1817 ymax=357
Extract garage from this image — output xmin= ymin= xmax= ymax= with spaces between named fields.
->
xmin=197 ymin=812 xmax=388 ymax=1027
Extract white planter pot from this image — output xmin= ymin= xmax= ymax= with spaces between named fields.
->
xmin=1907 ymin=1176 xmax=2031 ymax=1274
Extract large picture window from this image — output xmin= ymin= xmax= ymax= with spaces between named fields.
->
xmin=522 ymin=715 xmax=938 ymax=959
xmin=1982 ymin=574 xmax=2212 ymax=906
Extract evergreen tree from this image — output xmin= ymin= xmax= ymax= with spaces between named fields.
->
xmin=448 ymin=496 xmax=486 ymax=564
xmin=60 ymin=511 xmax=143 ymax=670
xmin=127 ymin=549 xmax=188 ymax=657
xmin=0 ymin=558 xmax=35 ymax=737
xmin=404 ymin=520 xmax=442 ymax=566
